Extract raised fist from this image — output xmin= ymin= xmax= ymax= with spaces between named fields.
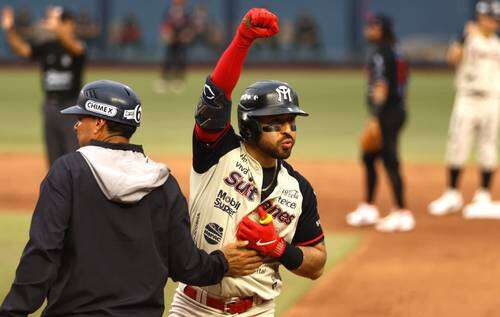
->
xmin=236 ymin=210 xmax=286 ymax=258
xmin=1 ymin=6 xmax=15 ymax=31
xmin=237 ymin=8 xmax=279 ymax=44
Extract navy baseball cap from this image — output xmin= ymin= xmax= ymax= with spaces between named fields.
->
xmin=61 ymin=80 xmax=142 ymax=127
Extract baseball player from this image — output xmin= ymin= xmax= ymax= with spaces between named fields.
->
xmin=428 ymin=0 xmax=500 ymax=218
xmin=168 ymin=8 xmax=326 ymax=316
xmin=0 ymin=80 xmax=262 ymax=317
xmin=346 ymin=14 xmax=414 ymax=232
xmin=1 ymin=6 xmax=85 ymax=165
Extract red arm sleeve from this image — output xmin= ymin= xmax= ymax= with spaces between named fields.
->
xmin=209 ymin=35 xmax=253 ymax=100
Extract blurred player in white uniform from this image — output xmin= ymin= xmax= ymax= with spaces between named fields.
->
xmin=429 ymin=0 xmax=500 ymax=218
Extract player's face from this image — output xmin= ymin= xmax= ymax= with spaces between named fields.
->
xmin=478 ymin=14 xmax=499 ymax=33
xmin=364 ymin=23 xmax=382 ymax=42
xmin=256 ymin=114 xmax=297 ymax=160
xmin=74 ymin=115 xmax=97 ymax=147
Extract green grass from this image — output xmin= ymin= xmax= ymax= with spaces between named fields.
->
xmin=0 ymin=68 xmax=455 ymax=162
xmin=0 ymin=212 xmax=359 ymax=316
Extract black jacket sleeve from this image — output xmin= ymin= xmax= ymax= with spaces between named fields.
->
xmin=0 ymin=158 xmax=72 ymax=317
xmin=164 ymin=176 xmax=228 ymax=286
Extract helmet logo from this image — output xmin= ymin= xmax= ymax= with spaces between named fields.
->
xmin=85 ymin=100 xmax=117 ymax=117
xmin=123 ymin=104 xmax=142 ymax=124
xmin=276 ymin=86 xmax=292 ymax=102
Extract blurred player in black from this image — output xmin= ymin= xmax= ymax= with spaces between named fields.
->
xmin=1 ymin=6 xmax=86 ymax=166
xmin=346 ymin=14 xmax=414 ymax=232
xmin=155 ymin=0 xmax=194 ymax=94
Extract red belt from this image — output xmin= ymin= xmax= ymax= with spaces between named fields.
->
xmin=183 ymin=285 xmax=254 ymax=314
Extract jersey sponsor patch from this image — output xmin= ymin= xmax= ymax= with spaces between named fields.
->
xmin=204 ymin=223 xmax=224 ymax=245
xmin=223 ymin=171 xmax=259 ymax=201
xmin=262 ymin=200 xmax=296 ymax=225
xmin=85 ymin=100 xmax=118 ymax=117
xmin=213 ymin=190 xmax=240 ymax=216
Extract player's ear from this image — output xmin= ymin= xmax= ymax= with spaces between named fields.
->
xmin=94 ymin=118 xmax=107 ymax=134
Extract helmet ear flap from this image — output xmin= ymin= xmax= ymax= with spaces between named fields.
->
xmin=238 ymin=111 xmax=261 ymax=143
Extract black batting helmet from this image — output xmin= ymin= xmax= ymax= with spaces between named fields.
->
xmin=61 ymin=80 xmax=142 ymax=127
xmin=237 ymin=80 xmax=308 ymax=142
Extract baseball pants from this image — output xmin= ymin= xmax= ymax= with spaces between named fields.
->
xmin=43 ymin=98 xmax=79 ymax=166
xmin=168 ymin=287 xmax=275 ymax=317
xmin=363 ymin=106 xmax=406 ymax=208
xmin=445 ymin=91 xmax=500 ymax=170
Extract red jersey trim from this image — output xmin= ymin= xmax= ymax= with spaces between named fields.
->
xmin=296 ymin=233 xmax=325 ymax=247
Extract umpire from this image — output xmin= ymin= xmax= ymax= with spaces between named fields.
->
xmin=0 ymin=80 xmax=262 ymax=317
xmin=1 ymin=6 xmax=85 ymax=165
xmin=346 ymin=14 xmax=415 ymax=232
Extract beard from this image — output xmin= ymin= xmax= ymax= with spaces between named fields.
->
xmin=257 ymin=136 xmax=294 ymax=160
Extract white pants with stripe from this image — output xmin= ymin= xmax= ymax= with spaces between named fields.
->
xmin=445 ymin=91 xmax=500 ymax=169
xmin=168 ymin=286 xmax=275 ymax=317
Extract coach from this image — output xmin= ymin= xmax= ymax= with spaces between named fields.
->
xmin=0 ymin=80 xmax=262 ymax=317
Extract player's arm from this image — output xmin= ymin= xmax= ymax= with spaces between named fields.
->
xmin=292 ymin=242 xmax=327 ymax=280
xmin=46 ymin=7 xmax=85 ymax=56
xmin=237 ymin=182 xmax=327 ymax=280
xmin=194 ymin=8 xmax=279 ymax=143
xmin=0 ymin=160 xmax=71 ymax=315
xmin=447 ymin=42 xmax=464 ymax=66
xmin=1 ymin=6 xmax=32 ymax=58
xmin=447 ymin=22 xmax=476 ymax=66
xmin=371 ymin=53 xmax=389 ymax=107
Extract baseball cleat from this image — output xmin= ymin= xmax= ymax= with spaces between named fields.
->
xmin=346 ymin=203 xmax=380 ymax=227
xmin=428 ymin=189 xmax=463 ymax=216
xmin=375 ymin=210 xmax=415 ymax=232
xmin=471 ymin=189 xmax=491 ymax=204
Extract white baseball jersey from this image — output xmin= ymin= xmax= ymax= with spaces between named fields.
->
xmin=181 ymin=114 xmax=324 ymax=301
xmin=455 ymin=31 xmax=500 ymax=93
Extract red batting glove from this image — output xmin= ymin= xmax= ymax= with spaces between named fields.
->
xmin=236 ymin=8 xmax=279 ymax=47
xmin=237 ymin=215 xmax=286 ymax=258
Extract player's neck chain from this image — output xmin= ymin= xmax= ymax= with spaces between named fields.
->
xmin=262 ymin=163 xmax=278 ymax=192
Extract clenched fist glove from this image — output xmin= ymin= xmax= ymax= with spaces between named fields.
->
xmin=236 ymin=8 xmax=279 ymax=47
xmin=236 ymin=213 xmax=286 ymax=258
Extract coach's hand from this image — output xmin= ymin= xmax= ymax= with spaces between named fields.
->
xmin=237 ymin=213 xmax=286 ymax=258
xmin=237 ymin=8 xmax=279 ymax=46
xmin=222 ymin=240 xmax=264 ymax=277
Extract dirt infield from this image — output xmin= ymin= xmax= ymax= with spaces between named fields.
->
xmin=1 ymin=153 xmax=499 ymax=317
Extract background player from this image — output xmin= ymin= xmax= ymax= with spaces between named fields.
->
xmin=155 ymin=0 xmax=193 ymax=94
xmin=428 ymin=0 xmax=500 ymax=218
xmin=1 ymin=6 xmax=86 ymax=166
xmin=169 ymin=8 xmax=326 ymax=316
xmin=346 ymin=14 xmax=414 ymax=232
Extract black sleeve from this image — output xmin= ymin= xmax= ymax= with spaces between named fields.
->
xmin=0 ymin=158 xmax=72 ymax=316
xmin=192 ymin=77 xmax=240 ymax=174
xmin=164 ymin=176 xmax=228 ymax=286
xmin=292 ymin=178 xmax=324 ymax=247
xmin=192 ymin=126 xmax=240 ymax=174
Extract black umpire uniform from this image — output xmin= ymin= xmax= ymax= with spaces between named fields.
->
xmin=34 ymin=35 xmax=85 ymax=165
xmin=0 ymin=80 xmax=228 ymax=317
xmin=364 ymin=14 xmax=409 ymax=208
xmin=4 ymin=8 xmax=86 ymax=165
